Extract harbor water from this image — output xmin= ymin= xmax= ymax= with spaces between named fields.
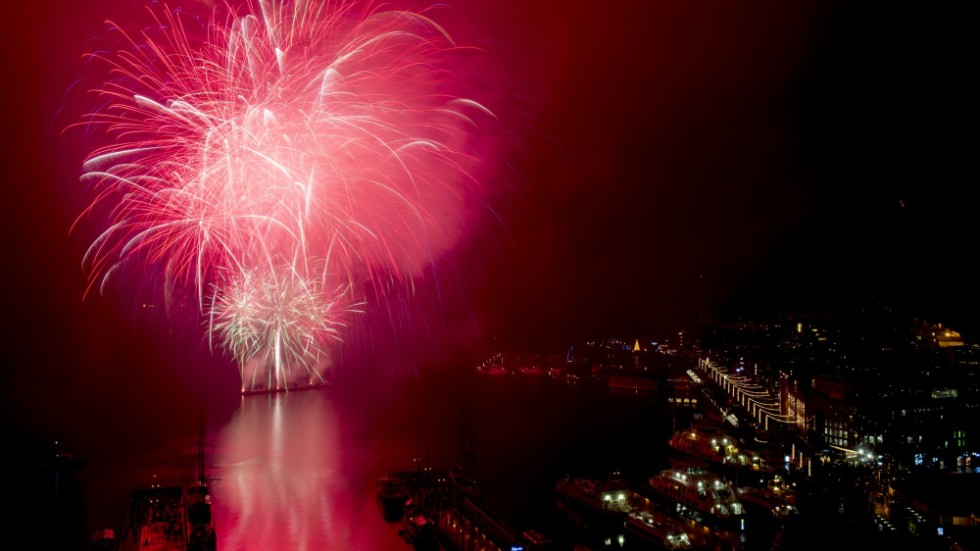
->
xmin=77 ymin=368 xmax=673 ymax=550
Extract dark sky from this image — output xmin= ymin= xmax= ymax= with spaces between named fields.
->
xmin=3 ymin=1 xmax=975 ymax=436
xmin=438 ymin=1 xmax=976 ymax=345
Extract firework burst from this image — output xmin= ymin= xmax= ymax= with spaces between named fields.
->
xmin=72 ymin=0 xmax=492 ymax=390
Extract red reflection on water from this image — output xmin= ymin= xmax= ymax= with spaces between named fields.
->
xmin=211 ymin=391 xmax=406 ymax=551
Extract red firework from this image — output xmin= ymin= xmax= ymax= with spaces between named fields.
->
xmin=72 ymin=0 xmax=492 ymax=390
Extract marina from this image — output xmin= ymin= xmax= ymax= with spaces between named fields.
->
xmin=91 ymin=362 xmax=770 ymax=551
xmin=640 ymin=464 xmax=745 ymax=529
xmin=71 ymin=345 xmax=964 ymax=551
xmin=668 ymin=426 xmax=769 ymax=473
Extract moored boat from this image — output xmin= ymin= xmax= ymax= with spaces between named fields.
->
xmin=668 ymin=426 xmax=734 ymax=463
xmin=644 ymin=464 xmax=744 ymax=527
xmin=736 ymin=485 xmax=799 ymax=521
xmin=668 ymin=425 xmax=774 ymax=475
xmin=521 ymin=528 xmax=558 ymax=550
xmin=624 ymin=509 xmax=692 ymax=549
xmin=556 ymin=475 xmax=630 ymax=514
xmin=555 ymin=474 xmax=630 ymax=532
xmin=241 ymin=379 xmax=331 ymax=396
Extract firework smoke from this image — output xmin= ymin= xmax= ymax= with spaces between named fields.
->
xmin=72 ymin=0 xmax=492 ymax=391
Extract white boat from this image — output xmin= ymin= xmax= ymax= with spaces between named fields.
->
xmin=737 ymin=486 xmax=799 ymax=520
xmin=625 ymin=509 xmax=692 ymax=549
xmin=555 ymin=475 xmax=630 ymax=516
xmin=555 ymin=474 xmax=630 ymax=533
xmin=646 ymin=465 xmax=744 ymax=522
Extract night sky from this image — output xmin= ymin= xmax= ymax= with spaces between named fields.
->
xmin=3 ymin=1 xmax=974 ymax=437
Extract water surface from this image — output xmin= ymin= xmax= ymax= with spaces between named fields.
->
xmin=81 ymin=370 xmax=671 ymax=550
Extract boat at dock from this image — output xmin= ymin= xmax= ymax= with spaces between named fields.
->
xmin=736 ymin=481 xmax=799 ymax=521
xmin=668 ymin=425 xmax=734 ymax=462
xmin=624 ymin=509 xmax=693 ymax=549
xmin=668 ymin=425 xmax=775 ymax=476
xmin=555 ymin=474 xmax=630 ymax=531
xmin=241 ymin=379 xmax=331 ymax=396
xmin=644 ymin=464 xmax=744 ymax=526
xmin=439 ymin=492 xmax=525 ymax=551
xmin=521 ymin=528 xmax=558 ymax=550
